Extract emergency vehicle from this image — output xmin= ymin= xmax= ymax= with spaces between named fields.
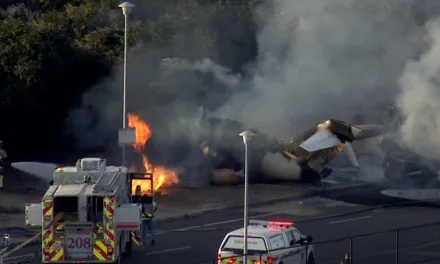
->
xmin=217 ymin=220 xmax=315 ymax=264
xmin=24 ymin=157 xmax=154 ymax=263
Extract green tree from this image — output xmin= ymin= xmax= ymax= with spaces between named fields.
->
xmin=0 ymin=0 xmax=259 ymax=160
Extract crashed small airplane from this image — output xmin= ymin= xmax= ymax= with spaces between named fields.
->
xmin=200 ymin=118 xmax=384 ymax=185
xmin=11 ymin=118 xmax=384 ymax=187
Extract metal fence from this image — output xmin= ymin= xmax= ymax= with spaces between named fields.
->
xmin=192 ymin=221 xmax=440 ymax=264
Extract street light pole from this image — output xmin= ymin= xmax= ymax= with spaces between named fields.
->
xmin=239 ymin=130 xmax=255 ymax=264
xmin=118 ymin=1 xmax=135 ymax=167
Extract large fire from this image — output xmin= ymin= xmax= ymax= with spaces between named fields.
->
xmin=128 ymin=113 xmax=179 ymax=194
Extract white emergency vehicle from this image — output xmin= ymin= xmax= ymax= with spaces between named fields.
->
xmin=24 ymin=157 xmax=155 ymax=264
xmin=217 ymin=220 xmax=315 ymax=264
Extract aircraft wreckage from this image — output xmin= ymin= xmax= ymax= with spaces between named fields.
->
xmin=199 ymin=118 xmax=384 ymax=185
xmin=10 ymin=118 xmax=384 ymax=187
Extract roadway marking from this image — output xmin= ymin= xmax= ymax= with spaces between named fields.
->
xmin=156 ymin=197 xmax=370 ymax=235
xmin=173 ymin=213 xmax=278 ymax=231
xmin=145 ymin=246 xmax=192 ymax=256
xmin=328 ymin=215 xmax=372 ymax=225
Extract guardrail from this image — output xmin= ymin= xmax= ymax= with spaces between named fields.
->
xmin=192 ymin=221 xmax=440 ymax=264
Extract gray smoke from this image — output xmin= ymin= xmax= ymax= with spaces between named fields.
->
xmin=66 ymin=0 xmax=437 ymax=167
xmin=215 ymin=0 xmax=423 ymax=138
xmin=397 ymin=17 xmax=440 ymax=160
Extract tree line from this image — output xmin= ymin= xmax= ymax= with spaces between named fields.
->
xmin=0 ymin=0 xmax=258 ymax=161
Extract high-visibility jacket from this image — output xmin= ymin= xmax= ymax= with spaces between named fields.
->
xmin=141 ymin=200 xmax=157 ymax=220
xmin=0 ymin=174 xmax=3 ymax=189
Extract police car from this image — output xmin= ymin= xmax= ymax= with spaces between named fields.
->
xmin=217 ymin=220 xmax=315 ymax=264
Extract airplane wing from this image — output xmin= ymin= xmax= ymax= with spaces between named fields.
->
xmin=299 ymin=119 xmax=384 ymax=152
xmin=299 ymin=127 xmax=342 ymax=152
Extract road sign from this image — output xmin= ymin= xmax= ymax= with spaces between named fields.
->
xmin=118 ymin=128 xmax=136 ymax=146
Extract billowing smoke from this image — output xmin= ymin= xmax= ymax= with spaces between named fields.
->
xmin=397 ymin=17 xmax=440 ymax=160
xmin=65 ymin=0 xmax=437 ymax=174
xmin=216 ymin=0 xmax=423 ymax=137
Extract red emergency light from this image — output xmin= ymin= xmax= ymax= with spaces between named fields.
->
xmin=268 ymin=221 xmax=294 ymax=226
xmin=267 ymin=220 xmax=294 ymax=231
xmin=267 ymin=256 xmax=278 ymax=264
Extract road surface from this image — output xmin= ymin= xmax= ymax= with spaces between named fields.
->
xmin=9 ymin=186 xmax=440 ymax=264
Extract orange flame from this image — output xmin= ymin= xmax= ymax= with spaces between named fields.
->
xmin=128 ymin=113 xmax=179 ymax=194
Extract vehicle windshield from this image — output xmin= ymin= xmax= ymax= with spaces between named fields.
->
xmin=221 ymin=235 xmax=268 ymax=253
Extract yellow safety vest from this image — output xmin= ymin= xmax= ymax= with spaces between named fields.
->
xmin=141 ymin=200 xmax=157 ymax=220
xmin=0 ymin=174 xmax=3 ymax=188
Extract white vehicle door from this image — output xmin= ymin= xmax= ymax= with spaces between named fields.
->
xmin=293 ymin=230 xmax=308 ymax=263
xmin=25 ymin=203 xmax=42 ymax=227
xmin=267 ymin=234 xmax=287 ymax=263
xmin=285 ymin=230 xmax=304 ymax=263
xmin=114 ymin=204 xmax=141 ymax=231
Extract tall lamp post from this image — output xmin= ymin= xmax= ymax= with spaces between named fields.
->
xmin=239 ymin=130 xmax=255 ymax=264
xmin=118 ymin=1 xmax=135 ymax=167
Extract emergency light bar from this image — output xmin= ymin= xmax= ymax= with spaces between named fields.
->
xmin=249 ymin=220 xmax=294 ymax=227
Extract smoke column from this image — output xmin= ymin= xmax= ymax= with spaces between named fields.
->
xmin=397 ymin=17 xmax=440 ymax=159
xmin=66 ymin=0 xmax=430 ymax=165
xmin=215 ymin=0 xmax=423 ymax=138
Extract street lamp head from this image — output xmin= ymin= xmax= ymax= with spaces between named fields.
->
xmin=119 ymin=1 xmax=135 ymax=16
xmin=239 ymin=130 xmax=256 ymax=144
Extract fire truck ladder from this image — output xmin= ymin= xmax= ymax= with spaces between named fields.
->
xmin=93 ymin=172 xmax=120 ymax=193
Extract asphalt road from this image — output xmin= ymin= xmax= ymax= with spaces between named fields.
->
xmin=8 ymin=186 xmax=440 ymax=264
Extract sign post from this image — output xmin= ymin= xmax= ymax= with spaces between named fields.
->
xmin=118 ymin=128 xmax=136 ymax=146
xmin=118 ymin=128 xmax=136 ymax=167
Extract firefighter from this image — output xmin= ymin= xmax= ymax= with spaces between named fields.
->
xmin=136 ymin=185 xmax=157 ymax=247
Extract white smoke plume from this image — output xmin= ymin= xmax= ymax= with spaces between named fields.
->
xmin=397 ymin=17 xmax=440 ymax=159
xmin=66 ymin=0 xmax=436 ymax=166
xmin=215 ymin=0 xmax=423 ymax=138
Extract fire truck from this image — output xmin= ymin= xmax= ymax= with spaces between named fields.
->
xmin=24 ymin=157 xmax=154 ymax=263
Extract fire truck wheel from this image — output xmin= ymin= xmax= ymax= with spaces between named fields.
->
xmin=121 ymin=232 xmax=132 ymax=258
